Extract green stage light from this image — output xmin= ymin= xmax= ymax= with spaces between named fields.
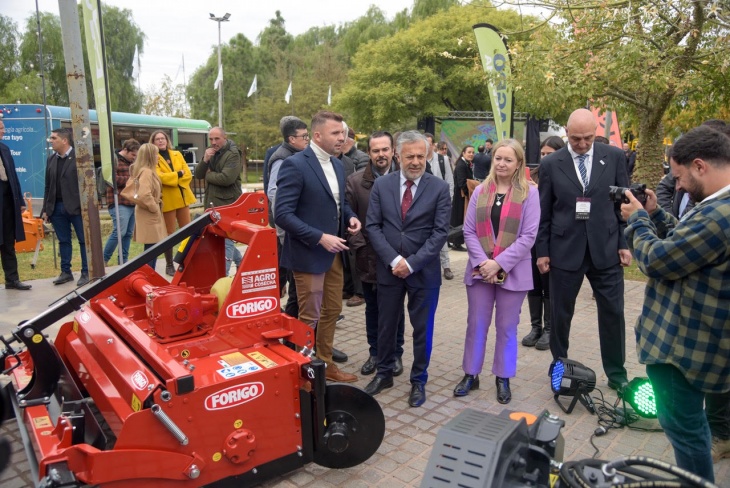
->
xmin=621 ymin=377 xmax=657 ymax=419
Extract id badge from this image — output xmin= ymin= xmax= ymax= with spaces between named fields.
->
xmin=575 ymin=197 xmax=591 ymax=220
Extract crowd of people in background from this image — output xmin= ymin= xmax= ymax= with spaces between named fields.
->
xmin=1 ymin=108 xmax=728 ymax=483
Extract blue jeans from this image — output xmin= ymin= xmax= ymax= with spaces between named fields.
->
xmin=225 ymin=239 xmax=242 ymax=274
xmin=49 ymin=201 xmax=88 ymax=275
xmin=104 ymin=205 xmax=135 ymax=264
xmin=646 ymin=363 xmax=715 ymax=482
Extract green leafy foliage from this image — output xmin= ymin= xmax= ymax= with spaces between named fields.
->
xmin=2 ymin=4 xmax=144 ymax=113
xmin=336 ymin=2 xmax=534 ymax=131
xmin=509 ymin=0 xmax=730 ymax=187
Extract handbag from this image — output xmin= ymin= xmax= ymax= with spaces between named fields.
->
xmin=119 ymin=177 xmax=138 ymax=202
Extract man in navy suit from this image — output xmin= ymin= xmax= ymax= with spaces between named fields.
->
xmin=275 ymin=111 xmax=361 ymax=383
xmin=0 ymin=120 xmax=31 ymax=290
xmin=536 ymin=108 xmax=631 ymax=391
xmin=364 ymin=130 xmax=451 ymax=407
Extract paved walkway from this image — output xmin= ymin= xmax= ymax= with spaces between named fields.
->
xmin=0 ymin=250 xmax=727 ymax=487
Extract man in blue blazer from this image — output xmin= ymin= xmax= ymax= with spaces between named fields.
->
xmin=364 ymin=130 xmax=451 ymax=407
xmin=275 ymin=111 xmax=362 ymax=383
xmin=0 ymin=120 xmax=31 ymax=290
xmin=536 ymin=108 xmax=631 ymax=391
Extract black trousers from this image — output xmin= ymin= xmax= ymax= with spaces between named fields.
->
xmin=0 ymin=185 xmax=20 ymax=283
xmin=375 ymin=282 xmax=439 ymax=385
xmin=549 ymin=247 xmax=628 ymax=383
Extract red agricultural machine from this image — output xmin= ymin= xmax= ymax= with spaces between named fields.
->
xmin=0 ymin=192 xmax=384 ymax=487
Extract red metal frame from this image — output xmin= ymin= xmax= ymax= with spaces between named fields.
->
xmin=6 ymin=193 xmax=324 ymax=487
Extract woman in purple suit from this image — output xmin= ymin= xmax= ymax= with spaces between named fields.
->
xmin=453 ymin=139 xmax=540 ymax=403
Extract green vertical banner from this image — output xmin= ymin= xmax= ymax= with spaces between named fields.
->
xmin=473 ymin=23 xmax=513 ymax=141
xmin=81 ymin=0 xmax=114 ymax=184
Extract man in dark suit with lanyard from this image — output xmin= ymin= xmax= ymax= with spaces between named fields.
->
xmin=275 ymin=111 xmax=361 ymax=383
xmin=0 ymin=120 xmax=31 ymax=290
xmin=536 ymin=108 xmax=631 ymax=391
xmin=364 ymin=130 xmax=451 ymax=407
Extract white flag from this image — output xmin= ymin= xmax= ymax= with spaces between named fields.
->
xmin=214 ymin=64 xmax=223 ymax=90
xmin=327 ymin=85 xmax=332 ymax=106
xmin=285 ymin=81 xmax=292 ymax=104
xmin=247 ymin=75 xmax=257 ymax=98
xmin=132 ymin=45 xmax=140 ymax=80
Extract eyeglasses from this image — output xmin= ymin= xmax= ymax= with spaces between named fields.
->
xmin=292 ymin=134 xmax=310 ymax=140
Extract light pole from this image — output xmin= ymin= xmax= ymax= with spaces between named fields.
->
xmin=209 ymin=13 xmax=230 ymax=128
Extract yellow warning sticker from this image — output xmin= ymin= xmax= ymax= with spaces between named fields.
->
xmin=212 ymin=452 xmax=222 ymax=462
xmin=220 ymin=352 xmax=248 ymax=366
xmin=33 ymin=416 xmax=53 ymax=429
xmin=181 ymin=349 xmax=191 ymax=359
xmin=32 ymin=334 xmax=43 ymax=344
xmin=131 ymin=394 xmax=142 ymax=412
xmin=550 ymin=473 xmax=559 ymax=487
xmin=247 ymin=351 xmax=278 ymax=369
xmin=234 ymin=419 xmax=243 ymax=429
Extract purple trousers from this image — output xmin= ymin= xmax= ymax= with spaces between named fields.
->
xmin=462 ymin=281 xmax=527 ymax=378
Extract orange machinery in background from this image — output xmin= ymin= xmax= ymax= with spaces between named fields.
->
xmin=14 ymin=193 xmax=47 ymax=269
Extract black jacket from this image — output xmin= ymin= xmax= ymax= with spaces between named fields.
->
xmin=42 ymin=148 xmax=81 ymax=217
xmin=0 ymin=142 xmax=26 ymax=245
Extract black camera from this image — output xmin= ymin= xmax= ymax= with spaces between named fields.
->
xmin=609 ymin=183 xmax=647 ymax=205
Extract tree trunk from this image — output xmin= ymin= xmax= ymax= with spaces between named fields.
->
xmin=634 ymin=115 xmax=666 ymax=190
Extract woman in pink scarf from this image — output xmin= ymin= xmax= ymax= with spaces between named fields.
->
xmin=453 ymin=139 xmax=540 ymax=404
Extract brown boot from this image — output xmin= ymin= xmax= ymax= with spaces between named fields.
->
xmin=325 ymin=364 xmax=357 ymax=383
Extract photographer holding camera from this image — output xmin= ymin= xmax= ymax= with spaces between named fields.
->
xmin=621 ymin=125 xmax=730 ymax=482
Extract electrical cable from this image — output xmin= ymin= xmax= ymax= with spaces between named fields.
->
xmin=605 ymin=456 xmax=720 ymax=488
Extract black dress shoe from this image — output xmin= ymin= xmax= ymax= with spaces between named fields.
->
xmin=496 ymin=377 xmax=511 ymax=404
xmin=76 ymin=273 xmax=89 ymax=287
xmin=53 ymin=272 xmax=74 ymax=285
xmin=361 ymin=356 xmax=377 ymax=375
xmin=332 ymin=348 xmax=348 ymax=363
xmin=364 ymin=376 xmax=393 ymax=396
xmin=607 ymin=378 xmax=629 ymax=393
xmin=408 ymin=383 xmax=426 ymax=407
xmin=5 ymin=280 xmax=31 ymax=290
xmin=453 ymin=374 xmax=480 ymax=397
xmin=393 ymin=356 xmax=404 ymax=377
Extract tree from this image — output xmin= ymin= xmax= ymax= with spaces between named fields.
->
xmin=508 ymin=0 xmax=730 ymax=186
xmin=339 ymin=6 xmax=396 ymax=58
xmin=143 ymin=75 xmax=188 ymax=117
xmin=336 ymin=2 xmax=532 ymax=131
xmin=19 ymin=12 xmax=66 ymax=105
xmin=411 ymin=0 xmax=460 ymax=21
xmin=187 ymin=32 xmax=258 ymax=126
xmin=15 ymin=5 xmax=144 ymax=112
xmin=0 ymin=15 xmax=21 ymax=97
xmin=79 ymin=4 xmax=145 ymax=112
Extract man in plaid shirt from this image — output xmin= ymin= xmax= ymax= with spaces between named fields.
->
xmin=621 ymin=125 xmax=730 ymax=482
xmin=103 ymin=139 xmax=140 ymax=265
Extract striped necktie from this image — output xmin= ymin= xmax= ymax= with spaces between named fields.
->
xmin=577 ymin=154 xmax=588 ymax=188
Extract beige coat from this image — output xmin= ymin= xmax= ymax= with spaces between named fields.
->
xmin=133 ymin=167 xmax=168 ymax=244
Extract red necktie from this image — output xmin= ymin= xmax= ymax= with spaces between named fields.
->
xmin=401 ymin=180 xmax=414 ymax=221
